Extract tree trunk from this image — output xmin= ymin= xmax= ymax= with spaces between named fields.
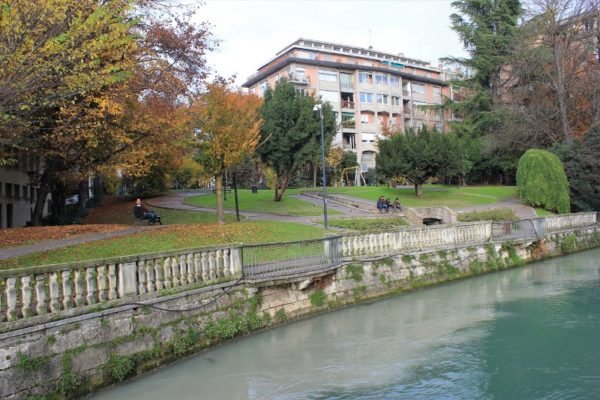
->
xmin=215 ymin=174 xmax=225 ymax=224
xmin=274 ymin=174 xmax=290 ymax=202
xmin=273 ymin=173 xmax=279 ymax=201
xmin=414 ymin=183 xmax=423 ymax=198
xmin=553 ymin=38 xmax=571 ymax=141
xmin=31 ymin=169 xmax=51 ymax=226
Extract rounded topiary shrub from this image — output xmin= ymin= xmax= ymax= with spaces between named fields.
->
xmin=516 ymin=149 xmax=570 ymax=213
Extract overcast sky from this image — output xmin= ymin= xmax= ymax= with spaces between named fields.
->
xmin=196 ymin=0 xmax=468 ymax=87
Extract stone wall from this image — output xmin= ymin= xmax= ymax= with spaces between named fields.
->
xmin=1 ymin=225 xmax=600 ymax=399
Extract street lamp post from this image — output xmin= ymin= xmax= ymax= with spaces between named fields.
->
xmin=313 ymin=104 xmax=328 ymax=229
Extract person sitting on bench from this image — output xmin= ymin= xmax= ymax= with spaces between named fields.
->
xmin=133 ymin=198 xmax=161 ymax=224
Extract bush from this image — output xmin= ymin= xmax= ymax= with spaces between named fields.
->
xmin=516 ymin=149 xmax=570 ymax=213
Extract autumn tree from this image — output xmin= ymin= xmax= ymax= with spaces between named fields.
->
xmin=327 ymin=148 xmax=357 ymax=187
xmin=0 ymin=0 xmax=215 ymax=225
xmin=258 ymin=79 xmax=337 ymax=201
xmin=191 ymin=83 xmax=262 ymax=224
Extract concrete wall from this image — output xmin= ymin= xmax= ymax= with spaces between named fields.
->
xmin=1 ymin=226 xmax=600 ymax=399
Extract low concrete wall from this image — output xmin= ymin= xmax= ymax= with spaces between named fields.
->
xmin=2 ymin=226 xmax=600 ymax=399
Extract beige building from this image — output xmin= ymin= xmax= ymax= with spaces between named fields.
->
xmin=243 ymin=38 xmax=454 ymax=178
xmin=0 ymin=153 xmax=50 ymax=229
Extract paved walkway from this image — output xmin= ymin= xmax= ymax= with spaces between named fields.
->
xmin=0 ymin=226 xmax=157 ymax=261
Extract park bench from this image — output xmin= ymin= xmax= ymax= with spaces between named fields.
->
xmin=133 ymin=207 xmax=162 ymax=225
xmin=211 ymin=186 xmax=232 ymax=193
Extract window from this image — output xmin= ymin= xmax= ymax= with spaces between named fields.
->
xmin=22 ymin=185 xmax=28 ymax=199
xmin=435 ymin=122 xmax=443 ymax=131
xmin=14 ymin=185 xmax=20 ymax=199
xmin=5 ymin=183 xmax=12 ymax=198
xmin=360 ymin=114 xmax=369 ymax=123
xmin=319 ymin=90 xmax=339 ymax=103
xmin=318 ymin=70 xmax=337 ymax=82
xmin=359 ymin=92 xmax=373 ymax=103
xmin=358 ymin=72 xmax=372 ymax=84
xmin=375 ymin=74 xmax=388 ymax=85
xmin=259 ymin=81 xmax=269 ymax=95
xmin=342 ymin=112 xmax=355 ymax=122
xmin=412 ymin=84 xmax=425 ymax=95
xmin=391 ymin=96 xmax=401 ymax=106
xmin=433 ymin=86 xmax=441 ymax=97
xmin=389 ymin=76 xmax=400 ymax=87
xmin=376 ymin=94 xmax=388 ymax=104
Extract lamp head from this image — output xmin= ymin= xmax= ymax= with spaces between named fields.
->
xmin=313 ymin=104 xmax=322 ymax=112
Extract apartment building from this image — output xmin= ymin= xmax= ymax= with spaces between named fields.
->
xmin=243 ymin=38 xmax=454 ymax=175
xmin=0 ymin=152 xmax=51 ymax=229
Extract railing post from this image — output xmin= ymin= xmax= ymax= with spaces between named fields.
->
xmin=117 ymin=262 xmax=139 ymax=298
xmin=231 ymin=246 xmax=243 ymax=278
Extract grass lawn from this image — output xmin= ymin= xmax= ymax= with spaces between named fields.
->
xmin=327 ymin=185 xmax=518 ymax=208
xmin=534 ymin=207 xmax=556 ymax=217
xmin=185 ymin=189 xmax=340 ymax=216
xmin=457 ymin=208 xmax=518 ymax=222
xmin=327 ymin=217 xmax=408 ymax=231
xmin=0 ymin=221 xmax=328 ymax=270
xmin=85 ymin=196 xmax=237 ymax=225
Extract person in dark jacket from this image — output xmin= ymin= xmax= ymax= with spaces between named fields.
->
xmin=134 ymin=198 xmax=159 ymax=224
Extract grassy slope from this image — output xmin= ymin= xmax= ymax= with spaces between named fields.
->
xmin=0 ymin=221 xmax=327 ymax=270
xmin=185 ymin=189 xmax=340 ymax=216
xmin=328 ymin=185 xmax=518 ymax=208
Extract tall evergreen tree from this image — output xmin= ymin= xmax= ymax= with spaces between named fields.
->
xmin=258 ymin=80 xmax=337 ymax=201
xmin=444 ymin=0 xmax=522 ymax=182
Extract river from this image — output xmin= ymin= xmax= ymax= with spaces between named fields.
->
xmin=92 ymin=249 xmax=600 ymax=400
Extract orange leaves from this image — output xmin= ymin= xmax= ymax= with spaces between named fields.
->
xmin=0 ymin=225 xmax=131 ymax=249
xmin=190 ymin=83 xmax=263 ymax=175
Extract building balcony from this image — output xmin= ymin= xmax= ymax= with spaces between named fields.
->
xmin=341 ymin=100 xmax=355 ymax=109
xmin=403 ymin=90 xmax=410 ymax=97
xmin=288 ymin=74 xmax=310 ymax=85
xmin=341 ymin=119 xmax=356 ymax=129
xmin=340 ymin=82 xmax=354 ymax=90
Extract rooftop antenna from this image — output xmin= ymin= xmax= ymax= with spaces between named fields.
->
xmin=368 ymin=29 xmax=373 ymax=50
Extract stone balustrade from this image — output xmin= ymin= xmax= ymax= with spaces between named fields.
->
xmin=543 ymin=212 xmax=597 ymax=232
xmin=0 ymin=245 xmax=242 ymax=322
xmin=339 ymin=221 xmax=492 ymax=258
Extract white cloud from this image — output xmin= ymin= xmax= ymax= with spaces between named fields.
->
xmin=195 ymin=0 xmax=467 ymax=86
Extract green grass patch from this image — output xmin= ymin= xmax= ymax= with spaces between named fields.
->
xmin=0 ymin=221 xmax=327 ymax=270
xmin=327 ymin=185 xmax=517 ymax=208
xmin=327 ymin=217 xmax=408 ymax=230
xmin=185 ymin=190 xmax=339 ymax=217
xmin=534 ymin=207 xmax=555 ymax=217
xmin=457 ymin=208 xmax=518 ymax=222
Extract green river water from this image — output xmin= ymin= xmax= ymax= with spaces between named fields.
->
xmin=92 ymin=248 xmax=600 ymax=399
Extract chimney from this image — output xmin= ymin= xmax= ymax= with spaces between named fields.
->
xmin=368 ymin=45 xmax=373 ymax=50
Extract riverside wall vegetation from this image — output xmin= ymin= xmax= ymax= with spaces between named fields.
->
xmin=1 ymin=214 xmax=599 ymax=399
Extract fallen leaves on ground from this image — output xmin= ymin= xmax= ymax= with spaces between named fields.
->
xmin=0 ymin=224 xmax=132 ymax=249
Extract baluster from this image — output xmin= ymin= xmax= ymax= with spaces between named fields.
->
xmin=187 ymin=254 xmax=195 ymax=283
xmin=74 ymin=270 xmax=85 ymax=307
xmin=107 ymin=264 xmax=118 ymax=300
xmin=138 ymin=261 xmax=147 ymax=295
xmin=223 ymin=249 xmax=231 ymax=277
xmin=163 ymin=257 xmax=172 ymax=289
xmin=194 ymin=253 xmax=202 ymax=282
xmin=35 ymin=274 xmax=48 ymax=315
xmin=49 ymin=272 xmax=62 ymax=313
xmin=85 ymin=267 xmax=97 ymax=305
xmin=146 ymin=260 xmax=156 ymax=293
xmin=179 ymin=255 xmax=188 ymax=285
xmin=62 ymin=270 xmax=75 ymax=309
xmin=209 ymin=251 xmax=216 ymax=280
xmin=171 ymin=256 xmax=180 ymax=287
xmin=155 ymin=259 xmax=164 ymax=291
xmin=6 ymin=278 xmax=18 ymax=321
xmin=201 ymin=252 xmax=209 ymax=281
xmin=97 ymin=266 xmax=108 ymax=301
xmin=216 ymin=250 xmax=223 ymax=278
xmin=21 ymin=276 xmax=33 ymax=317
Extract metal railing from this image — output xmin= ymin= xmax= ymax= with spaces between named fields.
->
xmin=242 ymin=237 xmax=341 ymax=281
